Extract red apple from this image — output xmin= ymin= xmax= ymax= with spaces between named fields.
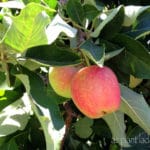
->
xmin=49 ymin=66 xmax=79 ymax=98
xmin=71 ymin=65 xmax=121 ymax=119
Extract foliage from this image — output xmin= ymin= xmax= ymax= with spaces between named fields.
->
xmin=0 ymin=0 xmax=150 ymax=150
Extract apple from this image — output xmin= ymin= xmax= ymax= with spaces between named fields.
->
xmin=49 ymin=66 xmax=79 ymax=98
xmin=71 ymin=65 xmax=121 ymax=119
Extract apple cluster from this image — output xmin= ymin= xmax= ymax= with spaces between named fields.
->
xmin=49 ymin=65 xmax=121 ymax=119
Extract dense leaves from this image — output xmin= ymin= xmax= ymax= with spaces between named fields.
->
xmin=112 ymin=34 xmax=150 ymax=78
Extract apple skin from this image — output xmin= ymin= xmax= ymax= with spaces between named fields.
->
xmin=71 ymin=65 xmax=121 ymax=119
xmin=49 ymin=66 xmax=79 ymax=98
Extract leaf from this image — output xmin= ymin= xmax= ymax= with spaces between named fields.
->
xmin=83 ymin=0 xmax=104 ymax=11
xmin=12 ymin=66 xmax=64 ymax=130
xmin=0 ymin=96 xmax=31 ymax=137
xmin=120 ymin=84 xmax=150 ymax=135
xmin=127 ymin=6 xmax=150 ymax=39
xmin=0 ymin=1 xmax=25 ymax=9
xmin=112 ymin=34 xmax=150 ymax=79
xmin=123 ymin=5 xmax=143 ymax=27
xmin=12 ymin=66 xmax=65 ymax=150
xmin=74 ymin=117 xmax=93 ymax=139
xmin=4 ymin=3 xmax=51 ymax=52
xmin=2 ymin=139 xmax=18 ymax=150
xmin=0 ymin=71 xmax=6 ymax=86
xmin=25 ymin=44 xmax=81 ymax=66
xmin=43 ymin=0 xmax=57 ymax=9
xmin=0 ymin=16 xmax=12 ymax=43
xmin=0 ymin=89 xmax=23 ymax=111
xmin=13 ymin=74 xmax=30 ymax=94
xmin=92 ymin=119 xmax=112 ymax=138
xmin=21 ymin=59 xmax=41 ymax=71
xmin=91 ymin=5 xmax=124 ymax=38
xmin=83 ymin=4 xmax=100 ymax=21
xmin=32 ymin=103 xmax=65 ymax=150
xmin=46 ymin=14 xmax=77 ymax=44
xmin=68 ymin=136 xmax=80 ymax=149
xmin=105 ymin=48 xmax=124 ymax=61
xmin=66 ymin=0 xmax=85 ymax=25
xmin=123 ymin=5 xmax=150 ymax=27
xmin=103 ymin=111 xmax=130 ymax=147
xmin=80 ymin=40 xmax=105 ymax=66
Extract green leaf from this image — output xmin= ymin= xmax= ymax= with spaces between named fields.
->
xmin=21 ymin=59 xmax=41 ymax=71
xmin=46 ymin=14 xmax=77 ymax=44
xmin=32 ymin=103 xmax=65 ymax=150
xmin=127 ymin=7 xmax=150 ymax=39
xmin=7 ymin=139 xmax=18 ymax=150
xmin=66 ymin=0 xmax=85 ymax=25
xmin=80 ymin=40 xmax=105 ymax=66
xmin=120 ymin=84 xmax=150 ymax=135
xmin=26 ymin=44 xmax=81 ymax=66
xmin=92 ymin=119 xmax=112 ymax=138
xmin=4 ymin=3 xmax=51 ymax=52
xmin=0 ymin=71 xmax=6 ymax=86
xmin=112 ymin=34 xmax=150 ymax=79
xmin=105 ymin=49 xmax=124 ymax=61
xmin=43 ymin=0 xmax=57 ymax=9
xmin=12 ymin=66 xmax=65 ymax=150
xmin=0 ymin=15 xmax=12 ymax=44
xmin=0 ymin=97 xmax=31 ymax=137
xmin=0 ymin=139 xmax=18 ymax=150
xmin=23 ymin=0 xmax=41 ymax=4
xmin=67 ymin=136 xmax=80 ymax=149
xmin=0 ymin=89 xmax=22 ymax=111
xmin=74 ymin=117 xmax=93 ymax=139
xmin=103 ymin=111 xmax=130 ymax=147
xmin=83 ymin=0 xmax=104 ymax=11
xmin=83 ymin=4 xmax=100 ymax=21
xmin=12 ymin=66 xmax=64 ymax=130
xmin=91 ymin=5 xmax=124 ymax=39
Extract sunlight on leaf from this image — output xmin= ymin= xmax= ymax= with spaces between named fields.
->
xmin=4 ymin=3 xmax=50 ymax=52
xmin=123 ymin=5 xmax=150 ymax=27
xmin=0 ymin=1 xmax=25 ymax=9
xmin=31 ymin=99 xmax=65 ymax=150
xmin=0 ymin=94 xmax=31 ymax=137
xmin=46 ymin=14 xmax=77 ymax=44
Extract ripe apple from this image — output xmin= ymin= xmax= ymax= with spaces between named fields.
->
xmin=49 ymin=66 xmax=79 ymax=98
xmin=71 ymin=65 xmax=121 ymax=119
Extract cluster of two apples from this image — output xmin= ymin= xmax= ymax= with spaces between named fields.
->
xmin=49 ymin=65 xmax=121 ymax=119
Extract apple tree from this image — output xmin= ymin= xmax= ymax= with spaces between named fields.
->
xmin=0 ymin=0 xmax=150 ymax=149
